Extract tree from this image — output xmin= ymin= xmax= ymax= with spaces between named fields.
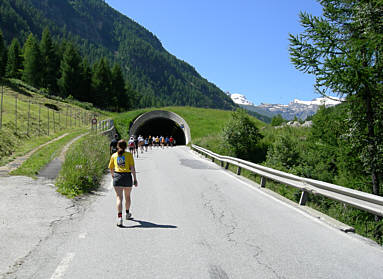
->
xmin=78 ymin=58 xmax=92 ymax=102
xmin=58 ymin=42 xmax=82 ymax=98
xmin=40 ymin=28 xmax=59 ymax=93
xmin=22 ymin=33 xmax=42 ymax=87
xmin=6 ymin=38 xmax=23 ymax=78
xmin=289 ymin=0 xmax=383 ymax=196
xmin=0 ymin=29 xmax=7 ymax=78
xmin=271 ymin=114 xmax=284 ymax=126
xmin=221 ymin=109 xmax=263 ymax=162
xmin=91 ymin=57 xmax=112 ymax=108
xmin=111 ymin=64 xmax=126 ymax=111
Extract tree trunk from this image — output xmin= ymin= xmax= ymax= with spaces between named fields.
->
xmin=364 ymin=92 xmax=380 ymax=197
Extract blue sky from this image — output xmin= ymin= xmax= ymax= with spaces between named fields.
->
xmin=105 ymin=0 xmax=323 ymax=105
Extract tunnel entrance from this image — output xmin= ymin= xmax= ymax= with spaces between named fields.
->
xmin=130 ymin=110 xmax=191 ymax=145
xmin=134 ymin=117 xmax=186 ymax=145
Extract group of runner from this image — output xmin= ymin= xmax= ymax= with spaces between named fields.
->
xmin=126 ymin=135 xmax=176 ymax=158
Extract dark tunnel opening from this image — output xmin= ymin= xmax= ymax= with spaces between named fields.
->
xmin=134 ymin=117 xmax=186 ymax=145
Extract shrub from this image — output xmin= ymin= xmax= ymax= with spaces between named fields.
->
xmin=221 ymin=109 xmax=263 ymax=162
xmin=56 ymin=134 xmax=110 ymax=197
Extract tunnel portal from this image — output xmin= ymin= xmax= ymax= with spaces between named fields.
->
xmin=135 ymin=117 xmax=186 ymax=145
xmin=129 ymin=110 xmax=191 ymax=145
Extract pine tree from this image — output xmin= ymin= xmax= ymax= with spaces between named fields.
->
xmin=78 ymin=58 xmax=92 ymax=102
xmin=22 ymin=33 xmax=42 ymax=87
xmin=0 ymin=30 xmax=7 ymax=78
xmin=91 ymin=57 xmax=112 ymax=108
xmin=111 ymin=64 xmax=126 ymax=111
xmin=58 ymin=42 xmax=82 ymax=98
xmin=40 ymin=28 xmax=59 ymax=94
xmin=289 ymin=0 xmax=383 ymax=197
xmin=6 ymin=38 xmax=23 ymax=78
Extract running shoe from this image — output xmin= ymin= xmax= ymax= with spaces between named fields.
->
xmin=117 ymin=217 xmax=123 ymax=227
xmin=126 ymin=212 xmax=132 ymax=220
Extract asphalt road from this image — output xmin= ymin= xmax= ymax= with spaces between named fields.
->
xmin=3 ymin=146 xmax=383 ymax=279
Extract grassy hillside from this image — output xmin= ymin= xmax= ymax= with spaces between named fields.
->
xmin=0 ymin=79 xmax=104 ymax=166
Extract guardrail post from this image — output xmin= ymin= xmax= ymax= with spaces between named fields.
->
xmin=260 ymin=176 xmax=266 ymax=188
xmin=299 ymin=191 xmax=308 ymax=206
xmin=237 ymin=166 xmax=241 ymax=175
xmin=211 ymin=157 xmax=215 ymax=163
xmin=220 ymin=161 xmax=224 ymax=167
xmin=225 ymin=162 xmax=229 ymax=169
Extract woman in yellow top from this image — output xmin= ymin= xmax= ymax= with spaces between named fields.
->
xmin=108 ymin=139 xmax=138 ymax=227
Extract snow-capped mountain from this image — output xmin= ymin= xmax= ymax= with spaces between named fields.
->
xmin=227 ymin=92 xmax=343 ymax=120
xmin=227 ymin=92 xmax=254 ymax=106
xmin=255 ymin=97 xmax=343 ymax=120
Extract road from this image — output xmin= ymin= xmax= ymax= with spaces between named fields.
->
xmin=3 ymin=146 xmax=383 ymax=278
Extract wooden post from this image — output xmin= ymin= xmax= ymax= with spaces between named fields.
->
xmin=0 ymin=84 xmax=3 ymax=130
xmin=53 ymin=110 xmax=56 ymax=133
xmin=47 ymin=108 xmax=50 ymax=136
xmin=38 ymin=104 xmax=41 ymax=136
xmin=15 ymin=94 xmax=17 ymax=133
xmin=225 ymin=162 xmax=229 ymax=169
xmin=66 ymin=106 xmax=68 ymax=128
xmin=27 ymin=100 xmax=31 ymax=136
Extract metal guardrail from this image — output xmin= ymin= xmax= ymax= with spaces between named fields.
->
xmin=191 ymin=145 xmax=383 ymax=217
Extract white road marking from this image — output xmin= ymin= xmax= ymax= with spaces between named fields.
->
xmin=50 ymin=252 xmax=75 ymax=279
xmin=78 ymin=232 xmax=87 ymax=239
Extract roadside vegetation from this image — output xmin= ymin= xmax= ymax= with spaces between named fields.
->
xmin=56 ymin=134 xmax=110 ymax=198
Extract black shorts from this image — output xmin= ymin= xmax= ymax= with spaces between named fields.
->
xmin=113 ymin=172 xmax=132 ymax=187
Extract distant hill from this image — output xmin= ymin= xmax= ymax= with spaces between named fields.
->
xmin=0 ymin=0 xmax=235 ymax=110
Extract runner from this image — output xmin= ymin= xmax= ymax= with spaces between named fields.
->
xmin=148 ymin=135 xmax=153 ymax=149
xmin=155 ymin=136 xmax=160 ymax=147
xmin=144 ymin=137 xmax=149 ymax=152
xmin=128 ymin=136 xmax=135 ymax=154
xmin=110 ymin=134 xmax=119 ymax=155
xmin=138 ymin=135 xmax=144 ymax=153
xmin=134 ymin=136 xmax=139 ymax=158
xmin=165 ymin=136 xmax=170 ymax=147
xmin=160 ymin=136 xmax=164 ymax=149
xmin=108 ymin=139 xmax=138 ymax=227
xmin=169 ymin=136 xmax=174 ymax=147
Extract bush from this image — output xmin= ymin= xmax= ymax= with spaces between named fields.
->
xmin=56 ymin=134 xmax=110 ymax=197
xmin=221 ymin=109 xmax=263 ymax=162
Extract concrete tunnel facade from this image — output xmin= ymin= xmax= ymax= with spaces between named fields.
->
xmin=129 ymin=110 xmax=191 ymax=145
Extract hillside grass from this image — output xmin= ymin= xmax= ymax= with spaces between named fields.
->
xmin=0 ymin=79 xmax=106 ymax=166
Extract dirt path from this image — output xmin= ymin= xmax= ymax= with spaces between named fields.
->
xmin=0 ymin=133 xmax=69 ymax=177
xmin=38 ymin=133 xmax=88 ymax=179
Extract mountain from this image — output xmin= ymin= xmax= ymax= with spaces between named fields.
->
xmin=0 ymin=0 xmax=235 ymax=110
xmin=227 ymin=92 xmax=342 ymax=121
xmin=226 ymin=92 xmax=271 ymax=123
xmin=254 ymin=97 xmax=343 ymax=120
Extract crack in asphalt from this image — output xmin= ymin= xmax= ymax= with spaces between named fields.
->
xmin=2 ymin=199 xmax=84 ymax=279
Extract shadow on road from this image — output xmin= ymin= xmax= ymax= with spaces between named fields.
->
xmin=120 ymin=219 xmax=177 ymax=229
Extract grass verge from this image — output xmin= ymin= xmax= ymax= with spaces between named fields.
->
xmin=10 ymin=130 xmax=87 ymax=177
xmin=56 ymin=134 xmax=110 ymax=198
